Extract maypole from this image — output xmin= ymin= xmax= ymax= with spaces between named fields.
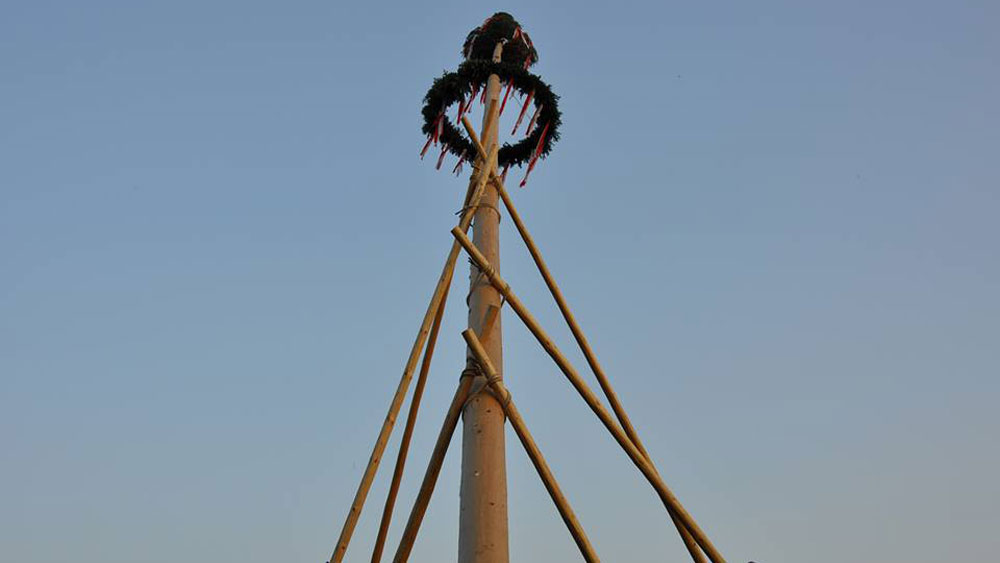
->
xmin=327 ymin=12 xmax=730 ymax=563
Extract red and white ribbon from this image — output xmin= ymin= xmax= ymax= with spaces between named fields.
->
xmin=511 ymin=89 xmax=534 ymax=135
xmin=499 ymin=79 xmax=514 ymax=115
xmin=525 ymin=103 xmax=542 ymax=136
xmin=435 ymin=142 xmax=449 ymax=170
xmin=430 ymin=112 xmax=444 ymax=145
xmin=519 ymin=121 xmax=550 ymax=188
xmin=464 ymin=32 xmax=478 ymax=58
xmin=420 ymin=134 xmax=433 ymax=159
xmin=452 ymin=149 xmax=467 ymax=175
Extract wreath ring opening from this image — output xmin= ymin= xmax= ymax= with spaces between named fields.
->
xmin=421 ymin=60 xmax=561 ymax=170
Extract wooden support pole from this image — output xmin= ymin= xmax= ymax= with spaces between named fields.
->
xmin=458 ymin=39 xmax=510 ymax=563
xmin=462 ymin=108 xmax=707 ymax=563
xmin=451 ymin=227 xmax=727 ymax=563
xmin=463 ymin=329 xmax=601 ymax=563
xmin=392 ymin=375 xmax=475 ymax=563
xmin=370 ymin=281 xmax=451 ymax=563
xmin=328 ymin=126 xmax=499 ymax=563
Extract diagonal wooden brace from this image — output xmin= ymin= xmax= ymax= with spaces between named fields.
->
xmin=460 ymin=111 xmax=708 ymax=563
xmin=451 ymin=227 xmax=727 ymax=563
xmin=463 ymin=329 xmax=600 ymax=563
xmin=370 ymin=279 xmax=451 ymax=563
xmin=391 ymin=375 xmax=475 ymax=563
xmin=329 ymin=102 xmax=500 ymax=563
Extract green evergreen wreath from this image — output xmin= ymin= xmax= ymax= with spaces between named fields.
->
xmin=420 ymin=60 xmax=561 ymax=170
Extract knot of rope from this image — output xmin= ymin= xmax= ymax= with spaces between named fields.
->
xmin=460 ymin=363 xmax=480 ymax=380
xmin=460 ymin=358 xmax=511 ymax=412
xmin=455 ymin=202 xmax=502 ymax=221
xmin=484 ymin=373 xmax=512 ymax=410
xmin=465 ymin=258 xmax=507 ymax=306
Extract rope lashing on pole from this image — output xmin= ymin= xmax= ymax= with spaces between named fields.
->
xmin=458 ymin=359 xmax=510 ymax=413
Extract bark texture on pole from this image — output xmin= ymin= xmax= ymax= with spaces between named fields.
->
xmin=458 ymin=41 xmax=509 ymax=563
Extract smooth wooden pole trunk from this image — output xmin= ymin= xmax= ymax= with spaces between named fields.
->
xmin=458 ymin=41 xmax=509 ymax=563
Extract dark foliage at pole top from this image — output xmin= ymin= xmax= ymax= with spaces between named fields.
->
xmin=421 ymin=13 xmax=560 ymax=187
xmin=463 ymin=12 xmax=539 ymax=68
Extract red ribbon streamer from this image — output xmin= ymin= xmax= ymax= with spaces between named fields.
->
xmin=533 ymin=122 xmax=551 ymax=158
xmin=436 ymin=142 xmax=449 ymax=170
xmin=525 ymin=104 xmax=542 ymax=136
xmin=519 ymin=121 xmax=550 ymax=188
xmin=452 ymin=149 xmax=467 ymax=175
xmin=420 ymin=134 xmax=433 ymax=159
xmin=469 ymin=84 xmax=479 ymax=111
xmin=431 ymin=113 xmax=443 ymax=145
xmin=511 ymin=89 xmax=534 ymax=135
xmin=499 ymin=79 xmax=514 ymax=115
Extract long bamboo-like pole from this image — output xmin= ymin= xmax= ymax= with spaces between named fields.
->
xmin=460 ymin=122 xmax=655 ymax=465
xmin=493 ymin=183 xmax=707 ymax=563
xmin=328 ymin=114 xmax=500 ymax=563
xmin=462 ymin=329 xmax=601 ymax=563
xmin=459 ymin=113 xmax=706 ymax=563
xmin=450 ymin=227 xmax=727 ymax=563
xmin=391 ymin=375 xmax=475 ymax=563
xmin=494 ymin=183 xmax=648 ymax=460
xmin=370 ymin=280 xmax=451 ymax=563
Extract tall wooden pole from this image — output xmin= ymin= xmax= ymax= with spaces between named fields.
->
xmin=458 ymin=41 xmax=509 ymax=563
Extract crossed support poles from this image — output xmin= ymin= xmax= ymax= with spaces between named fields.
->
xmin=329 ymin=82 xmax=726 ymax=563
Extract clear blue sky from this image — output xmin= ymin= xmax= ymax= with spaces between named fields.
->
xmin=2 ymin=2 xmax=997 ymax=562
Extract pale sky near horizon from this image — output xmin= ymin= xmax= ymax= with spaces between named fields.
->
xmin=2 ymin=2 xmax=998 ymax=562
